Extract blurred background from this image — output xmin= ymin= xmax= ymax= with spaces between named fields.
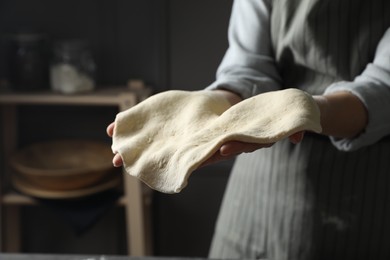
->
xmin=0 ymin=0 xmax=235 ymax=257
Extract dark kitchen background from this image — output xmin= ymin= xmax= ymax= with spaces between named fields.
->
xmin=0 ymin=0 xmax=234 ymax=257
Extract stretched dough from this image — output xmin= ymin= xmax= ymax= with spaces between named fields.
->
xmin=112 ymin=89 xmax=322 ymax=193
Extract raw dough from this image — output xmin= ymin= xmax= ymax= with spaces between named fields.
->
xmin=112 ymin=88 xmax=322 ymax=193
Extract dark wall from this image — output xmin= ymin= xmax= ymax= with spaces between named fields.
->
xmin=0 ymin=0 xmax=232 ymax=92
xmin=169 ymin=0 xmax=232 ymax=90
xmin=0 ymin=0 xmax=234 ymax=257
xmin=0 ymin=0 xmax=167 ymax=89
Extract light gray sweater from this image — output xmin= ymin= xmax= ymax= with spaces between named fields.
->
xmin=207 ymin=0 xmax=390 ymax=151
xmin=208 ymin=1 xmax=390 ymax=259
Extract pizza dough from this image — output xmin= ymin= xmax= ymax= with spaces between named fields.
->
xmin=112 ymin=88 xmax=322 ymax=194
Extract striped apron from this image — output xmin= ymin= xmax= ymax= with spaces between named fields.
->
xmin=209 ymin=0 xmax=390 ymax=259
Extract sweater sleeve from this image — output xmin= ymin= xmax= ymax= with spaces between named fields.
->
xmin=324 ymin=28 xmax=390 ymax=151
xmin=205 ymin=0 xmax=281 ymax=99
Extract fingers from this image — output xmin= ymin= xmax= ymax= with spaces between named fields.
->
xmin=204 ymin=132 xmax=305 ymax=168
xmin=113 ymin=153 xmax=123 ymax=167
xmin=200 ymin=150 xmax=235 ymax=168
xmin=220 ymin=141 xmax=273 ymax=157
xmin=107 ymin=122 xmax=123 ymax=167
xmin=219 ymin=131 xmax=305 ymax=158
xmin=288 ymin=131 xmax=305 ymax=144
xmin=200 ymin=141 xmax=273 ymax=168
xmin=106 ymin=122 xmax=115 ymax=137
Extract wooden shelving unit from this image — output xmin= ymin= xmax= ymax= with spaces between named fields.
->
xmin=0 ymin=87 xmax=152 ymax=255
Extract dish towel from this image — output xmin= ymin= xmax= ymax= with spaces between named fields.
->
xmin=37 ymin=190 xmax=122 ymax=235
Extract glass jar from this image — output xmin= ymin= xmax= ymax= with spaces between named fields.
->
xmin=50 ymin=40 xmax=96 ymax=94
xmin=8 ymin=33 xmax=49 ymax=91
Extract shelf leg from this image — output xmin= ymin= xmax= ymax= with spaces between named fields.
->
xmin=4 ymin=206 xmax=21 ymax=252
xmin=124 ymin=173 xmax=148 ymax=255
xmin=119 ymin=93 xmax=152 ymax=255
xmin=1 ymin=105 xmax=19 ymax=252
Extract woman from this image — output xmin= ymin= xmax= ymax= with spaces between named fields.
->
xmin=108 ymin=0 xmax=390 ymax=258
xmin=204 ymin=0 xmax=390 ymax=259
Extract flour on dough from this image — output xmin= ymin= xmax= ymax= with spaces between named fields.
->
xmin=112 ymin=89 xmax=322 ymax=193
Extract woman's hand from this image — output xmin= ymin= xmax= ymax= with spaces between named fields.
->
xmin=200 ymin=131 xmax=304 ymax=167
xmin=106 ymin=122 xmax=123 ymax=167
xmin=313 ymin=91 xmax=368 ymax=138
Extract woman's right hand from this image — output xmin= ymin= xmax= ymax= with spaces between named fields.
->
xmin=200 ymin=131 xmax=304 ymax=167
xmin=106 ymin=122 xmax=123 ymax=167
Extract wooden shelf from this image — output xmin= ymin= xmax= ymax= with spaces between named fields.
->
xmin=2 ymin=192 xmax=37 ymax=205
xmin=0 ymin=86 xmax=152 ymax=255
xmin=1 ymin=192 xmax=139 ymax=207
xmin=0 ymin=87 xmax=142 ymax=108
xmin=1 ymin=188 xmax=152 ymax=207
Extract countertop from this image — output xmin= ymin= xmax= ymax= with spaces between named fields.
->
xmin=0 ymin=254 xmax=206 ymax=260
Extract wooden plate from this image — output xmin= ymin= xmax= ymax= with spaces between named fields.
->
xmin=10 ymin=140 xmax=116 ymax=191
xmin=11 ymin=173 xmax=121 ymax=199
